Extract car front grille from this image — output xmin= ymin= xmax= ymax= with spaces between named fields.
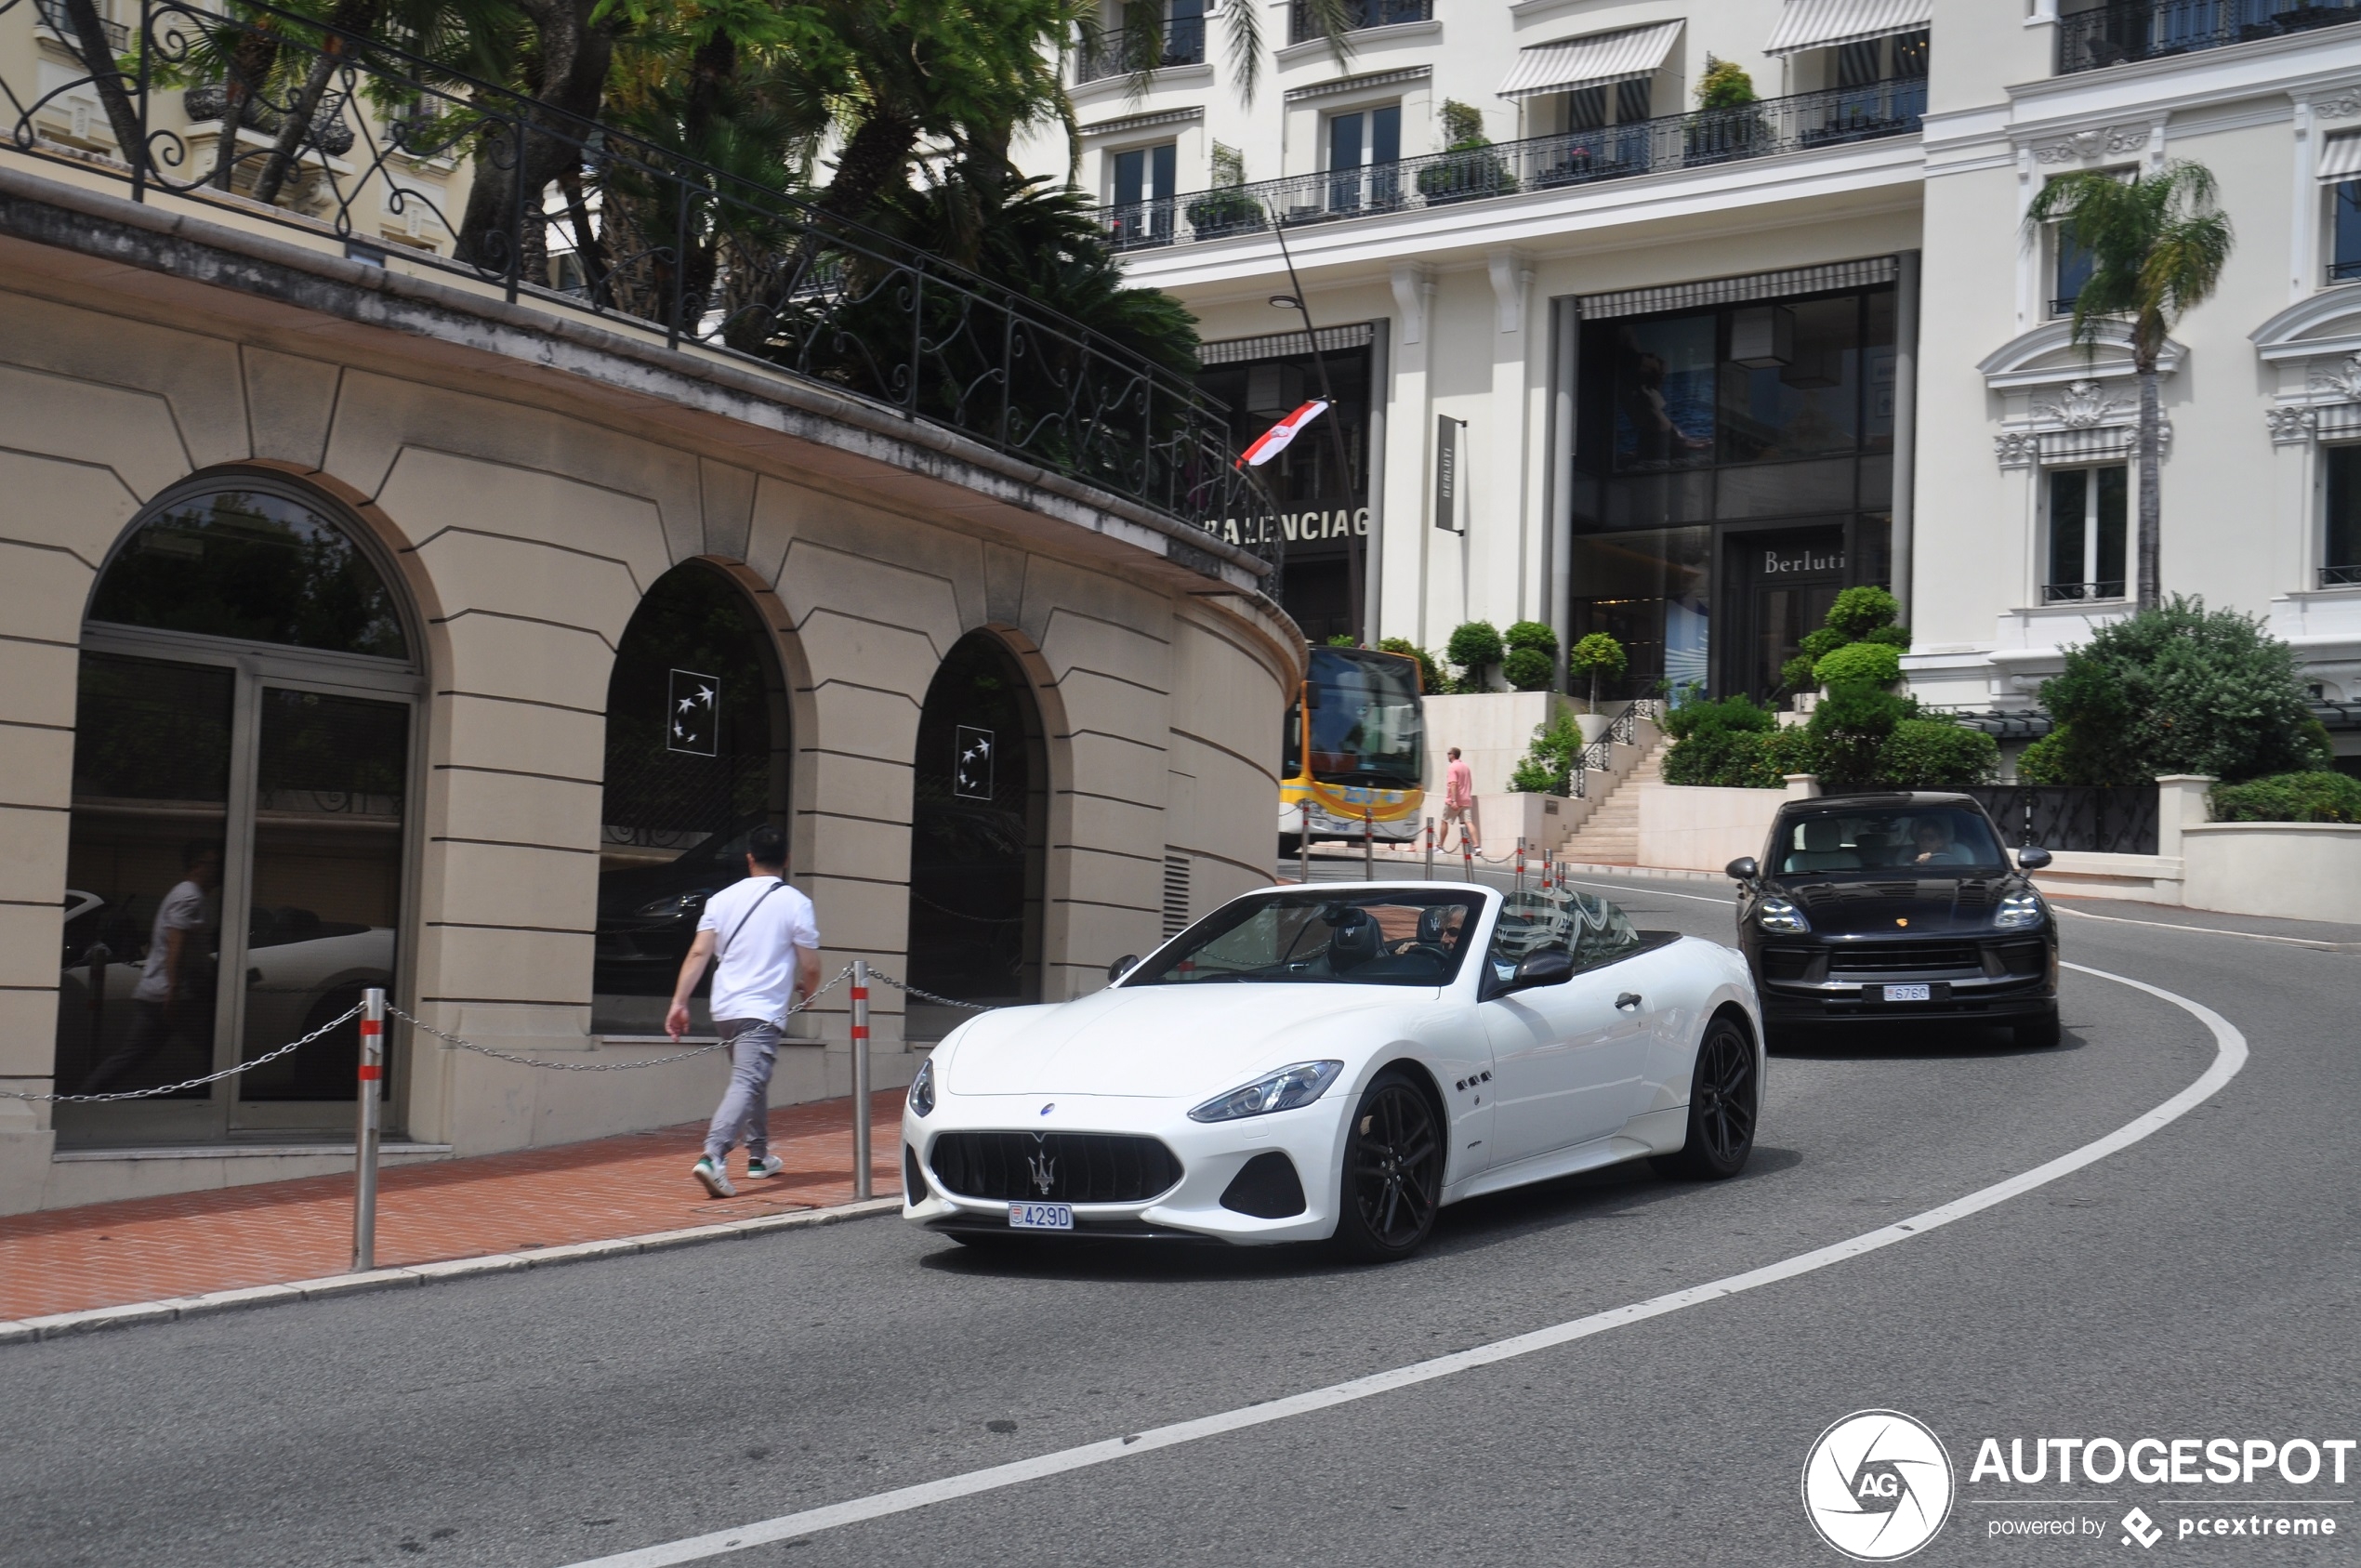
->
xmin=1827 ymin=942 xmax=1984 ymax=975
xmin=929 ymin=1131 xmax=1183 ymax=1205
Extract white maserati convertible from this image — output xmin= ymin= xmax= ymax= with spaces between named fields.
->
xmin=901 ymin=880 xmax=1762 ymax=1260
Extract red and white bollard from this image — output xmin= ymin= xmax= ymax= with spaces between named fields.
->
xmin=353 ymin=987 xmax=385 ymax=1272
xmin=1515 ymin=837 xmax=1527 ymax=898
xmin=1424 ymin=816 xmax=1435 ymax=882
xmin=851 ymin=960 xmax=872 ymax=1202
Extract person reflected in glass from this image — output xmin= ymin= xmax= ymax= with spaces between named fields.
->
xmin=84 ymin=841 xmax=222 ymax=1093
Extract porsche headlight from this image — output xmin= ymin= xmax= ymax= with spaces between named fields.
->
xmin=1188 ymin=1061 xmax=1344 ymax=1124
xmin=907 ymin=1055 xmax=936 ymax=1117
xmin=1994 ymin=889 xmax=2047 ymax=930
xmin=1757 ymin=895 xmax=1811 ymax=933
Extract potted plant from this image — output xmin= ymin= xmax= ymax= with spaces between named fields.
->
xmin=1444 ymin=619 xmax=1503 ymax=692
xmin=1418 ymin=100 xmax=1517 ymax=206
xmin=1683 ymin=55 xmax=1768 ymax=167
xmin=1569 ymin=631 xmax=1628 ymax=743
xmin=1184 ymin=187 xmax=1264 ymax=238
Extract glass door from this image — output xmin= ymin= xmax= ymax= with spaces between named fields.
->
xmin=55 ymin=653 xmax=414 ymax=1146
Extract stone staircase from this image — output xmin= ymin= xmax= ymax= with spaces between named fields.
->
xmin=1556 ymin=734 xmax=1671 ymax=865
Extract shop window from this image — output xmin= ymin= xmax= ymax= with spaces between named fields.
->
xmin=2045 ymin=466 xmax=2129 ymax=602
xmin=2333 ymin=179 xmax=2361 ymax=284
xmin=59 ymin=479 xmax=416 ymax=1145
xmin=2326 ymin=444 xmax=2361 ymax=587
xmin=592 ymin=564 xmax=790 ymax=1036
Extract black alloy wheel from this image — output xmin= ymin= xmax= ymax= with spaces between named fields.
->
xmin=1654 ymin=1015 xmax=1758 ymax=1181
xmin=1334 ymin=1073 xmax=1444 ymax=1261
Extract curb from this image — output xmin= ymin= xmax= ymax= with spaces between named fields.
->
xmin=0 ymin=1195 xmax=904 ymax=1346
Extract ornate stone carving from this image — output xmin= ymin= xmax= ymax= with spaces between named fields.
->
xmin=2035 ymin=379 xmax=2128 ymax=428
xmin=1994 ymin=431 xmax=2039 ymax=468
xmin=2266 ymin=407 xmax=2320 ymax=444
xmin=2315 ymin=87 xmax=2361 ymax=121
xmin=2034 ymin=124 xmax=2150 ymax=164
xmin=2308 ymin=351 xmax=2361 ymax=402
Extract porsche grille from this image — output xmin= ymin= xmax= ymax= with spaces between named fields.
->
xmin=929 ymin=1132 xmax=1183 ymax=1205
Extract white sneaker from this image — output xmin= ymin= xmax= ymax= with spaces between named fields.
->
xmin=692 ymin=1157 xmax=736 ymax=1198
xmin=746 ymin=1154 xmax=785 ymax=1179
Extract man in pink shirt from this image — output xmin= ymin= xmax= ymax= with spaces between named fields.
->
xmin=1442 ymin=746 xmax=1480 ymax=852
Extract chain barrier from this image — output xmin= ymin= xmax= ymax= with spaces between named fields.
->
xmin=389 ymin=964 xmax=858 ymax=1071
xmin=0 ymin=1002 xmax=365 ymax=1102
xmin=865 ymin=970 xmax=996 ymax=1014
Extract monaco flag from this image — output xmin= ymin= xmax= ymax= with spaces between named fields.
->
xmin=1236 ymin=400 xmax=1329 ymax=468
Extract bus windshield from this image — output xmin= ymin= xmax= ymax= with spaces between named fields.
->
xmin=1293 ymin=647 xmax=1423 ymax=788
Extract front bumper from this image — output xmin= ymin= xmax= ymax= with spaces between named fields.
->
xmin=1754 ymin=935 xmax=2057 ymax=1022
xmin=901 ymin=1091 xmax=1352 ymax=1245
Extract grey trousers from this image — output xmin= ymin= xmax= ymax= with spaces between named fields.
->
xmin=703 ymin=1018 xmax=780 ymax=1166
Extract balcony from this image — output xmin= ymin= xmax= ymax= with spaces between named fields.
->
xmin=35 ymin=0 xmax=130 ymax=52
xmin=1074 ymin=14 xmax=1207 ymax=85
xmin=1096 ymin=81 xmax=1926 ymax=250
xmin=2058 ymin=0 xmax=2361 ymax=72
xmin=1288 ymin=0 xmax=1431 ymax=46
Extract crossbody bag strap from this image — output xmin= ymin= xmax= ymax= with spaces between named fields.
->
xmin=717 ymin=877 xmax=785 ymax=966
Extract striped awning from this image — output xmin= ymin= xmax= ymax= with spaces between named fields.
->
xmin=1496 ymin=21 xmax=1682 ymax=101
xmin=1764 ymin=0 xmax=1932 ymax=55
xmin=2320 ymin=131 xmax=2361 ymax=182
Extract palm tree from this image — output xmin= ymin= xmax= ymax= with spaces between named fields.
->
xmin=2025 ymin=160 xmax=2232 ymax=610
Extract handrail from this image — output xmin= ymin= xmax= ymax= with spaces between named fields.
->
xmin=1 ymin=0 xmax=1280 ymax=576
xmin=1096 ymin=80 xmax=1926 ymax=250
xmin=1074 ymin=16 xmax=1207 ymax=84
xmin=2057 ymin=0 xmax=2361 ymax=73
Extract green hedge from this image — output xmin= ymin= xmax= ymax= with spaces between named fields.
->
xmin=1661 ymin=710 xmax=1994 ymax=790
xmin=1879 ymin=719 xmax=1998 ymax=789
xmin=2208 ymin=771 xmax=2361 ymax=824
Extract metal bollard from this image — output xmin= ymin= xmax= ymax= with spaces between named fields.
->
xmin=1515 ymin=837 xmax=1526 ymax=899
xmin=1424 ymin=816 xmax=1435 ymax=882
xmin=353 ymin=987 xmax=385 ymax=1272
xmin=850 ymin=960 xmax=872 ymax=1202
xmin=1461 ymin=837 xmax=1473 ymax=883
xmin=1299 ymin=799 xmax=1312 ymax=884
xmin=1363 ymin=806 xmax=1374 ymax=880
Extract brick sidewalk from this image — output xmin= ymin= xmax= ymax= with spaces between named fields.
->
xmin=0 ymin=1090 xmax=905 ymax=1321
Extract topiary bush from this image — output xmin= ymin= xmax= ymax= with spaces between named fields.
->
xmin=1445 ymin=620 xmax=1503 ymax=690
xmin=2034 ymin=597 xmax=2328 ymax=784
xmin=1503 ymin=648 xmax=1554 ymax=691
xmin=2208 ymin=771 xmax=2361 ymax=823
xmin=1569 ymin=631 xmax=1627 ymax=708
xmin=1378 ymin=636 xmax=1446 ymax=695
xmin=1809 ymin=680 xmax=1907 ymax=790
xmin=1826 ymin=586 xmax=1903 ymax=640
xmin=1878 ymin=718 xmax=2000 ymax=789
xmin=1814 ymin=640 xmax=1903 ymax=690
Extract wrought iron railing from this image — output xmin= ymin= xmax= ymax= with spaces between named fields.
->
xmin=2 ymin=0 xmax=1279 ymax=577
xmin=1962 ymin=784 xmax=2160 ymax=856
xmin=2042 ymin=580 xmax=2130 ymax=602
xmin=34 ymin=0 xmax=123 ymax=49
xmin=1073 ymin=15 xmax=1207 ymax=84
xmin=1098 ymin=81 xmax=1926 ymax=249
xmin=2331 ymin=256 xmax=2361 ymax=283
xmin=2321 ymin=563 xmax=2361 ymax=586
xmin=1289 ymin=0 xmax=1431 ymax=45
xmin=2057 ymin=0 xmax=2361 ymax=72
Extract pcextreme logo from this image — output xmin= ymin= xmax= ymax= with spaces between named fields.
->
xmin=1802 ymin=1410 xmax=1957 ymax=1561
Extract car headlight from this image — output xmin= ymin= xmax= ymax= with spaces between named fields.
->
xmin=635 ymin=889 xmax=712 ymax=919
xmin=1188 ymin=1061 xmax=1344 ymax=1124
xmin=1757 ymin=895 xmax=1810 ymax=933
xmin=907 ymin=1055 xmax=936 ymax=1117
xmin=1994 ymin=889 xmax=2047 ymax=930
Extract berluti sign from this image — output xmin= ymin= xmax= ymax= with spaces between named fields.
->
xmin=1434 ymin=415 xmax=1466 ymax=534
xmin=1761 ymin=545 xmax=1846 ymax=575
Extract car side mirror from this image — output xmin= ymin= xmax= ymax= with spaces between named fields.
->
xmin=1725 ymin=857 xmax=1759 ymax=883
xmin=1107 ymin=954 xmax=1139 ymax=982
xmin=2015 ymin=845 xmax=2052 ymax=871
xmin=1511 ymin=950 xmax=1575 ymax=990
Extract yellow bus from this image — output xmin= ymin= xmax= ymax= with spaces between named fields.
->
xmin=1280 ymin=645 xmax=1427 ymax=852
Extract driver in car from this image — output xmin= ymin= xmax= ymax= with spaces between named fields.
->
xmin=1909 ymin=817 xmax=1970 ymax=866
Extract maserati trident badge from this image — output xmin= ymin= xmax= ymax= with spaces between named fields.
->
xmin=1026 ymin=1140 xmax=1056 ymax=1196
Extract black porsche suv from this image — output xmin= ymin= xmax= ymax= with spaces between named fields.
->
xmin=1726 ymin=792 xmax=2061 ymax=1048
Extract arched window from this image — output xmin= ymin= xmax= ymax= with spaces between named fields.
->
xmin=905 ymin=633 xmax=1047 ymax=1037
xmin=57 ymin=478 xmax=419 ymax=1145
xmin=592 ymin=563 xmax=792 ymax=1036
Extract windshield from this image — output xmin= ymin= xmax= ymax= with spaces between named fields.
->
xmin=1291 ymin=647 xmax=1423 ymax=788
xmin=1128 ymin=889 xmax=1482 ymax=988
xmin=1773 ymin=806 xmax=2008 ymax=876
xmin=1484 ymin=889 xmax=1641 ymax=987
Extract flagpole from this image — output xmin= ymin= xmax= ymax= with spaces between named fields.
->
xmin=1269 ymin=215 xmax=1365 ymax=646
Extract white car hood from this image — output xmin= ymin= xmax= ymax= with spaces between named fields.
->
xmin=941 ymin=983 xmax=1433 ymax=1100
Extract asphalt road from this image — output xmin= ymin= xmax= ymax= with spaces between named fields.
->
xmin=5 ymin=865 xmax=2356 ymax=1567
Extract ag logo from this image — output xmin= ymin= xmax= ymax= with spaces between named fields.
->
xmin=1801 ymin=1410 xmax=1954 ymax=1561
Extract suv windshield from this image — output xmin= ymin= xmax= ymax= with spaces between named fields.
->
xmin=1773 ymin=805 xmax=2008 ymax=876
xmin=1128 ymin=889 xmax=1483 ymax=988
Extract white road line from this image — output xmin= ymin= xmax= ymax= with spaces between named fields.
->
xmin=561 ymin=962 xmax=2245 ymax=1568
xmin=2051 ymin=903 xmax=2358 ymax=952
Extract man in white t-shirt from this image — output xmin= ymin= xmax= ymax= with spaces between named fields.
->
xmin=84 ymin=841 xmax=221 ymax=1093
xmin=666 ymin=824 xmax=820 ymax=1199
